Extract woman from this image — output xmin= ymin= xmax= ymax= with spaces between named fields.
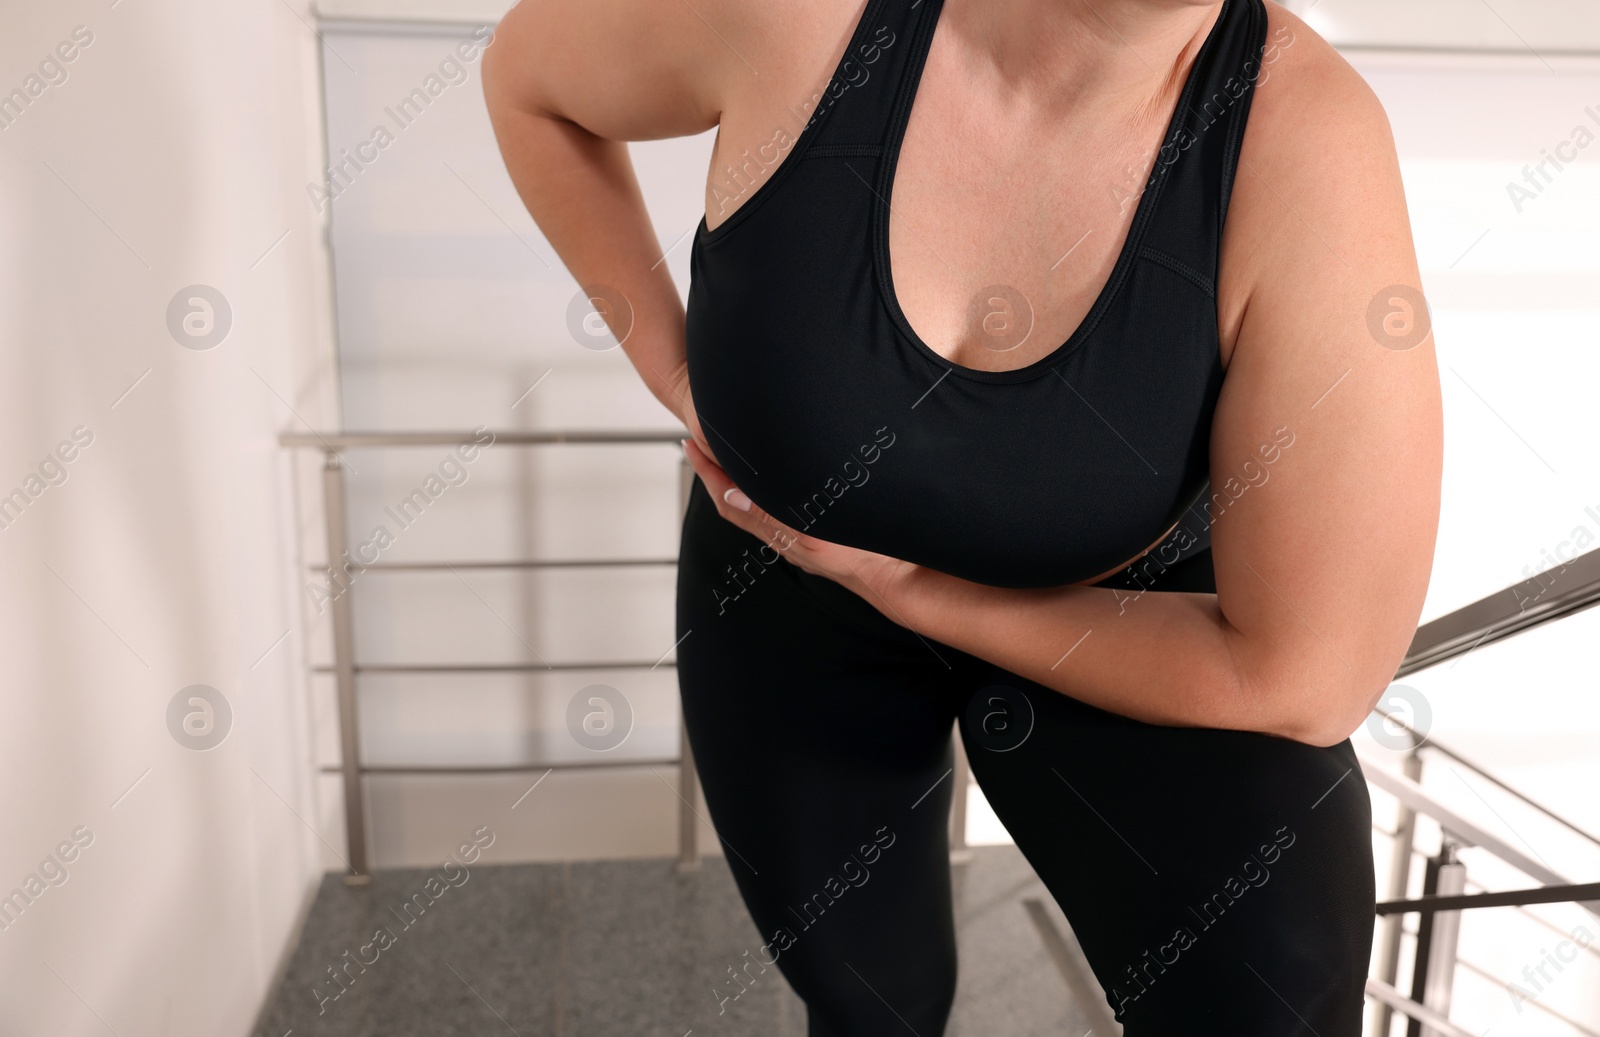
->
xmin=483 ymin=0 xmax=1441 ymax=1031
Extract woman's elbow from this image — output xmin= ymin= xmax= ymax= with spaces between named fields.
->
xmin=1251 ymin=667 xmax=1381 ymax=749
xmin=1276 ymin=713 xmax=1363 ymax=749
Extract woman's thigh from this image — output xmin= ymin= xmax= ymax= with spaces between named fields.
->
xmin=676 ymin=476 xmax=968 ymax=1035
xmin=961 ymin=666 xmax=1374 ymax=1036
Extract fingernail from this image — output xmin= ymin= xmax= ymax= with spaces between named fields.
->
xmin=723 ymin=487 xmax=753 ymax=512
xmin=680 ymin=439 xmax=691 ymax=456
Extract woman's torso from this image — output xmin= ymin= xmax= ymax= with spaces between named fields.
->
xmin=685 ymin=0 xmax=1270 ymax=589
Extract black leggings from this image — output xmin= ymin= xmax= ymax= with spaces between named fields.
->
xmin=676 ymin=476 xmax=1374 ymax=1036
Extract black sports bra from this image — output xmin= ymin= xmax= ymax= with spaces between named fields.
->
xmin=685 ymin=0 xmax=1267 ymax=589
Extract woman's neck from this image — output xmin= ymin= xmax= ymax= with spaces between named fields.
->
xmin=940 ymin=0 xmax=1226 ymax=118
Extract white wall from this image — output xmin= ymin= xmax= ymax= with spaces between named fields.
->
xmin=1288 ymin=0 xmax=1600 ymax=52
xmin=0 ymin=1 xmax=339 ymax=1034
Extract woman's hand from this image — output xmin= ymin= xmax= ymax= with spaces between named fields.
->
xmin=680 ymin=438 xmax=920 ymax=615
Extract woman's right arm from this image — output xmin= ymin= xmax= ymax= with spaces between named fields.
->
xmin=480 ymin=0 xmax=739 ymax=436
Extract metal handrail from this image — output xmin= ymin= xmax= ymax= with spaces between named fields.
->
xmin=1371 ymin=707 xmax=1600 ymax=851
xmin=1366 ymin=979 xmax=1478 ymax=1037
xmin=279 ymin=429 xmax=686 ymax=448
xmin=1365 ymin=761 xmax=1600 ymax=1037
xmin=318 ymin=759 xmax=680 ymax=775
xmin=1381 ymin=911 xmax=1600 ymax=1037
xmin=1377 ymin=880 xmax=1600 ymax=915
xmin=280 ymin=428 xmax=698 ymax=883
xmin=307 ymin=557 xmax=678 ymax=571
xmin=1398 ymin=546 xmax=1600 ymax=675
xmin=1463 ymin=875 xmax=1600 ymax=963
xmin=1456 ymin=957 xmax=1600 ymax=1037
xmin=1389 ymin=919 xmax=1600 ymax=1037
xmin=312 ymin=661 xmax=676 ymax=673
xmin=1364 ymin=766 xmax=1597 ymax=905
xmin=1380 ymin=841 xmax=1600 ymax=962
xmin=283 ymin=427 xmax=981 ymax=883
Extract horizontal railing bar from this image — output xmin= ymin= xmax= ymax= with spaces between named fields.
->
xmin=1336 ymin=44 xmax=1600 ymax=60
xmin=1377 ymin=881 xmax=1600 ymax=916
xmin=1365 ymin=767 xmax=1567 ymax=885
xmin=307 ymin=558 xmax=677 ymax=572
xmin=1455 ymin=957 xmax=1600 ymax=1037
xmin=317 ymin=16 xmax=496 ymax=36
xmin=1418 ymin=742 xmax=1600 ymax=851
xmin=1385 ymin=858 xmax=1600 ymax=960
xmin=312 ymin=662 xmax=675 ymax=674
xmin=320 ymin=759 xmax=679 ymax=775
xmin=1369 ymin=710 xmax=1600 ymax=850
xmin=1366 ymin=766 xmax=1600 ymax=921
xmin=279 ymin=429 xmax=686 ymax=448
xmin=1399 ymin=546 xmax=1600 ymax=676
xmin=1480 ymin=885 xmax=1600 ymax=963
xmin=1364 ymin=979 xmax=1476 ymax=1037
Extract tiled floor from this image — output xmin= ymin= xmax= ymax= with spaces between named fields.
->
xmin=251 ymin=845 xmax=1103 ymax=1037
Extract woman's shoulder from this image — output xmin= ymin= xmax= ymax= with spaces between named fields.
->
xmin=1245 ymin=3 xmax=1398 ymax=173
xmin=483 ymin=0 xmax=864 ymax=143
xmin=1215 ymin=2 xmax=1412 ymax=359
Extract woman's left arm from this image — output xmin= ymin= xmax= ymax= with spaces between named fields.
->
xmin=685 ymin=28 xmax=1443 ymax=748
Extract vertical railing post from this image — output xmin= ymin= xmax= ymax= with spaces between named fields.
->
xmin=1376 ymin=746 xmax=1425 ymax=1034
xmin=676 ymin=455 xmax=701 ymax=872
xmin=676 ymin=717 xmax=701 ymax=873
xmin=950 ymin=727 xmax=972 ymax=864
xmin=1420 ymin=842 xmax=1466 ymax=1037
xmin=1406 ymin=840 xmax=1464 ymax=1037
xmin=324 ymin=450 xmax=371 ymax=885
